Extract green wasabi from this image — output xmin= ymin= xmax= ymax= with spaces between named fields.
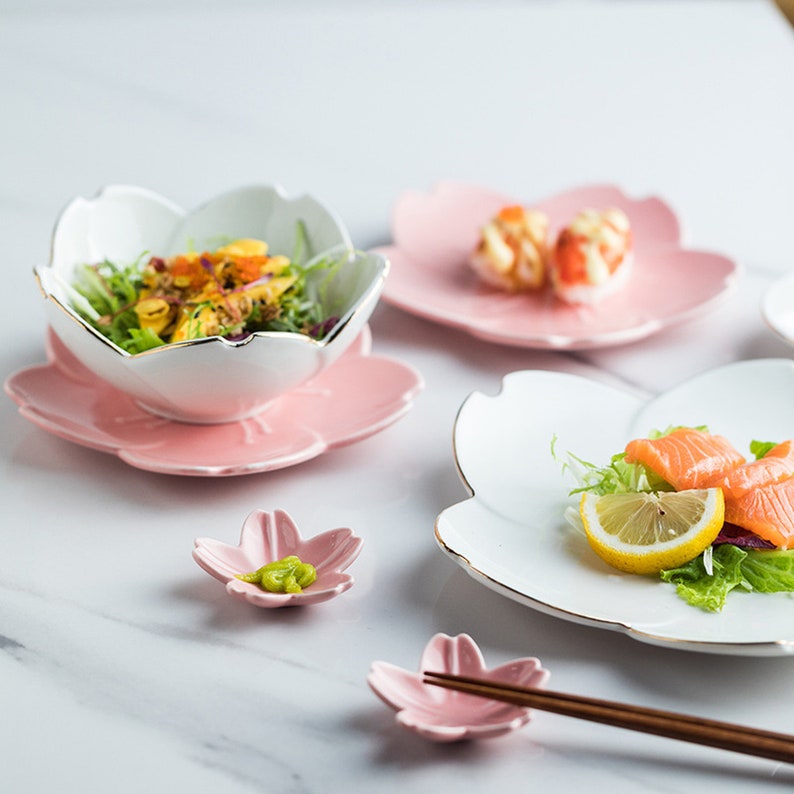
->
xmin=236 ymin=555 xmax=317 ymax=594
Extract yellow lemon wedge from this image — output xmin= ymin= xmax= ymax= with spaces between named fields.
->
xmin=579 ymin=488 xmax=725 ymax=575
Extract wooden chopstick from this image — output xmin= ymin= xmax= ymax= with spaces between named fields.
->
xmin=423 ymin=671 xmax=794 ymax=764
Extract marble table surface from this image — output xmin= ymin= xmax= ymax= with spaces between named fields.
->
xmin=2 ymin=1 xmax=794 ymax=791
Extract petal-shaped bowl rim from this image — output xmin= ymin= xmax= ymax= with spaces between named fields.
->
xmin=193 ymin=509 xmax=363 ymax=607
xmin=368 ymin=632 xmax=550 ymax=742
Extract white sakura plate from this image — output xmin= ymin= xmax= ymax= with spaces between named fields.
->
xmin=435 ymin=360 xmax=794 ymax=656
xmin=193 ymin=509 xmax=362 ymax=607
xmin=377 ymin=183 xmax=738 ymax=350
xmin=762 ymin=272 xmax=794 ymax=346
xmin=4 ymin=326 xmax=423 ymax=477
xmin=368 ymin=633 xmax=549 ymax=742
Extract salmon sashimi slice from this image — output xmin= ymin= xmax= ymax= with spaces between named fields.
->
xmin=707 ymin=440 xmax=794 ymax=499
xmin=723 ymin=477 xmax=794 ymax=549
xmin=624 ymin=427 xmax=746 ymax=491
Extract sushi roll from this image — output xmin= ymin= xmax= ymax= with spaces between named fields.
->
xmin=550 ymin=208 xmax=632 ymax=304
xmin=469 ymin=205 xmax=549 ymax=292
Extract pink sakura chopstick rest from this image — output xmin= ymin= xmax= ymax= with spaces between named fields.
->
xmin=368 ymin=632 xmax=550 ymax=742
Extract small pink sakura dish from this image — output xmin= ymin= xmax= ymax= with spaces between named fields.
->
xmin=193 ymin=509 xmax=363 ymax=608
xmin=368 ymin=633 xmax=549 ymax=742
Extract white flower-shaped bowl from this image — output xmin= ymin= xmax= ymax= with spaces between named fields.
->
xmin=193 ymin=509 xmax=363 ymax=607
xmin=368 ymin=633 xmax=550 ymax=742
xmin=35 ymin=184 xmax=388 ymax=424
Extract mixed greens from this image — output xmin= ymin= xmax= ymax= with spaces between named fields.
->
xmin=69 ymin=224 xmax=343 ymax=354
xmin=556 ymin=428 xmax=794 ymax=612
xmin=660 ymin=543 xmax=794 ymax=613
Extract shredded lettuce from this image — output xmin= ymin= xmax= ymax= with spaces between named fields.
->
xmin=70 ymin=225 xmax=342 ymax=353
xmin=291 ymin=219 xmax=310 ymax=266
xmin=123 ymin=327 xmax=165 ymax=353
xmin=557 ymin=428 xmax=794 ymax=612
xmin=741 ymin=548 xmax=794 ymax=591
xmin=562 ymin=449 xmax=672 ymax=495
xmin=248 ymin=253 xmax=340 ymax=337
xmin=552 ymin=429 xmax=684 ymax=496
xmin=660 ymin=545 xmax=750 ymax=612
xmin=72 ymin=254 xmax=158 ymax=353
xmin=661 ymin=545 xmax=794 ymax=612
xmin=750 ymin=440 xmax=778 ymax=460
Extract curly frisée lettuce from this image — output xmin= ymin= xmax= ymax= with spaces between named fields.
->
xmin=551 ymin=426 xmax=701 ymax=496
xmin=555 ymin=427 xmax=794 ymax=612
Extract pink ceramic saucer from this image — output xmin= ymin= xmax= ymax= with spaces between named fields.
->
xmin=4 ymin=326 xmax=423 ymax=476
xmin=193 ymin=509 xmax=363 ymax=607
xmin=368 ymin=633 xmax=550 ymax=742
xmin=376 ymin=182 xmax=739 ymax=350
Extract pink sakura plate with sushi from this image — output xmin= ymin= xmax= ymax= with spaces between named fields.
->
xmin=4 ymin=326 xmax=423 ymax=476
xmin=376 ymin=183 xmax=738 ymax=350
xmin=435 ymin=359 xmax=794 ymax=656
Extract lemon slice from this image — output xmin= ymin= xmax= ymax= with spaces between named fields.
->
xmin=579 ymin=488 xmax=725 ymax=575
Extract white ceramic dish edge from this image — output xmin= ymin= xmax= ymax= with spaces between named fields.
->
xmin=435 ymin=363 xmax=794 ymax=657
xmin=33 ymin=184 xmax=389 ymax=423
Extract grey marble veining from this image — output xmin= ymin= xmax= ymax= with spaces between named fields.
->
xmin=2 ymin=2 xmax=794 ymax=792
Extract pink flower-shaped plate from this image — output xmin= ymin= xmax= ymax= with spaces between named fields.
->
xmin=193 ymin=509 xmax=363 ymax=607
xmin=376 ymin=182 xmax=738 ymax=350
xmin=368 ymin=633 xmax=549 ymax=742
xmin=4 ymin=326 xmax=423 ymax=476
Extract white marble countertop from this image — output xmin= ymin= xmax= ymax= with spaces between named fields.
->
xmin=3 ymin=1 xmax=794 ymax=791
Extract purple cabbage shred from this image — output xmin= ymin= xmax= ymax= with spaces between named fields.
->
xmin=310 ymin=316 xmax=339 ymax=339
xmin=713 ymin=523 xmax=776 ymax=549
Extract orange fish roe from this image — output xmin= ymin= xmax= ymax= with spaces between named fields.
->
xmin=168 ymin=256 xmax=213 ymax=291
xmin=496 ymin=204 xmax=528 ymax=224
xmin=550 ymin=208 xmax=633 ymax=304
